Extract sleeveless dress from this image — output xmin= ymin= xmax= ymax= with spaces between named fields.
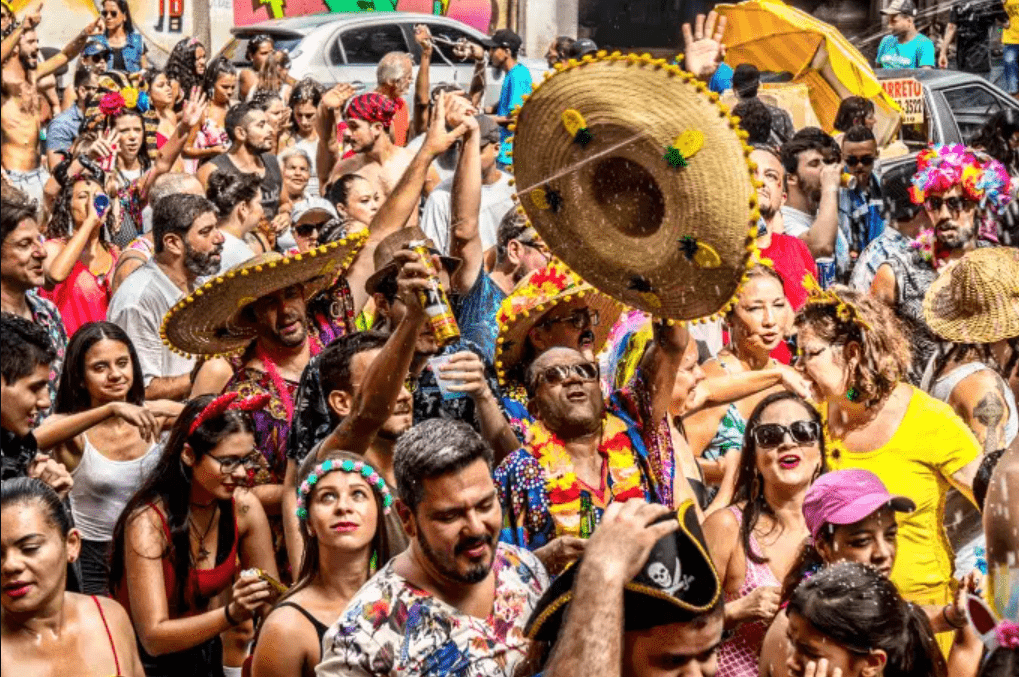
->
xmin=92 ymin=595 xmax=126 ymax=677
xmin=717 ymin=505 xmax=781 ymax=677
xmin=39 ymin=245 xmax=119 ymax=337
xmin=702 ymin=360 xmax=749 ymax=462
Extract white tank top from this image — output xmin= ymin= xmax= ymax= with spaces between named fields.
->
xmin=69 ymin=434 xmax=162 ymax=542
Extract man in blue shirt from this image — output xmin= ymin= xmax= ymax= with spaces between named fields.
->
xmin=476 ymin=29 xmax=531 ymax=170
xmin=876 ymin=0 xmax=936 ymax=68
xmin=45 ymin=66 xmax=96 ymax=167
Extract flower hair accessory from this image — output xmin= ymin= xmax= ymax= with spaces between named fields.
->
xmin=998 ymin=620 xmax=1019 ymax=650
xmin=295 ymin=458 xmax=394 ymax=520
xmin=99 ymin=91 xmax=126 ymax=117
xmin=910 ymin=144 xmax=1013 ymax=215
xmin=801 ymin=273 xmax=872 ymax=331
xmin=189 ymin=392 xmax=271 ymax=435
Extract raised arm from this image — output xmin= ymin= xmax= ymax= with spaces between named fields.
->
xmin=43 ymin=202 xmax=104 ymax=287
xmin=140 ymin=89 xmax=207 ymax=196
xmin=315 ymin=84 xmax=357 ymax=193
xmin=448 ymin=110 xmax=483 ymax=295
xmin=412 ymin=24 xmax=433 ymax=138
xmin=800 ymin=162 xmax=842 ymax=258
xmin=680 ymin=12 xmax=727 ymax=84
xmin=1 ymin=0 xmax=41 ymax=64
xmin=37 ymin=15 xmax=102 ymax=79
xmin=638 ymin=320 xmax=690 ymax=424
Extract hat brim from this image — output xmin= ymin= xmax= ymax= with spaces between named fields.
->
xmin=495 ymin=286 xmax=623 ymax=385
xmin=922 ymin=249 xmax=1019 ymax=344
xmin=293 ymin=208 xmax=336 ymax=225
xmin=525 ymin=500 xmax=721 ymax=642
xmin=162 ymin=233 xmax=368 ymax=357
xmin=820 ymin=495 xmax=916 ymax=536
xmin=511 ymin=54 xmax=758 ymax=322
xmin=364 ymin=255 xmax=462 ymax=297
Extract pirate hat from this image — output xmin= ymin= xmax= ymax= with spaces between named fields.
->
xmin=525 ymin=500 xmax=722 ymax=641
xmin=509 ymin=53 xmax=760 ymax=322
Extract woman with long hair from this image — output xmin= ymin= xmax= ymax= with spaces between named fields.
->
xmin=794 ymin=284 xmax=984 ymax=655
xmin=323 ymin=174 xmax=380 ymax=314
xmin=109 ymin=394 xmax=280 ymax=677
xmin=240 ymin=35 xmax=275 ymax=102
xmin=165 ymin=37 xmax=208 ymax=110
xmin=281 ymin=79 xmax=323 ymax=197
xmin=145 ymin=68 xmax=178 ymax=151
xmin=1 ymin=478 xmax=145 ymax=676
xmin=46 ymin=322 xmax=181 ymax=594
xmin=183 ymin=57 xmax=236 ymax=173
xmin=95 ymin=0 xmax=147 ymax=73
xmin=684 ymin=265 xmax=812 ymax=484
xmin=784 ymin=562 xmax=947 ymax=677
xmin=250 ymin=451 xmax=392 ymax=677
xmin=703 ymin=391 xmax=827 ymax=677
xmin=832 ymin=96 xmax=876 ymax=148
xmin=40 ymin=165 xmax=119 ymax=335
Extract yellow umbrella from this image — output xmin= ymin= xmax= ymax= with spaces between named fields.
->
xmin=715 ymin=0 xmax=902 ymax=145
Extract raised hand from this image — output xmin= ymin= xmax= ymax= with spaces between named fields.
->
xmin=534 ymin=535 xmax=587 ymax=575
xmin=322 ymin=83 xmax=357 ymax=110
xmin=444 ymin=94 xmax=478 ymax=129
xmin=23 ymin=0 xmax=44 ymax=29
xmin=438 ymin=351 xmax=489 ymax=400
xmin=414 ymin=24 xmax=433 ymax=57
xmin=422 ymin=92 xmax=470 ymax=157
xmin=681 ymin=11 xmax=728 ymax=80
xmin=393 ymin=248 xmax=436 ymax=319
xmin=88 ymin=128 xmax=120 ymax=162
xmin=582 ymin=500 xmax=679 ymax=584
xmin=181 ymin=87 xmax=209 ymax=129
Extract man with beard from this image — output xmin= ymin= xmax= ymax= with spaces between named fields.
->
xmin=876 ymin=0 xmax=936 ymax=69
xmin=780 ymin=131 xmax=844 ymax=286
xmin=107 ymin=194 xmax=223 ymax=401
xmin=0 ymin=184 xmax=66 ymax=412
xmin=197 ymin=102 xmax=283 ymax=223
xmin=317 ymin=418 xmax=549 ymax=677
xmin=495 ymin=318 xmax=689 ymax=554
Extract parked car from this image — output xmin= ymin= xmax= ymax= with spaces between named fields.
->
xmin=217 ymin=12 xmax=548 ymax=114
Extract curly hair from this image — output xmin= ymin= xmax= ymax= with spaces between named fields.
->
xmin=288 ymin=78 xmax=324 ymax=133
xmin=46 ymin=169 xmax=113 ymax=243
xmin=202 ymin=56 xmax=237 ymax=100
xmin=833 ymin=96 xmax=875 ymax=133
xmin=794 ymin=285 xmax=911 ymax=406
xmin=164 ymin=37 xmax=205 ymax=105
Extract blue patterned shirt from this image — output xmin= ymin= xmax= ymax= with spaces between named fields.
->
xmin=838 ymin=172 xmax=885 ymax=283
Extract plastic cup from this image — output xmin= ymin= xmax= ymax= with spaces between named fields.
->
xmin=428 ymin=354 xmax=468 ymax=400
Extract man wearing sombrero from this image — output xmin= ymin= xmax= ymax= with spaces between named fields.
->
xmin=522 ymin=499 xmax=723 ymax=677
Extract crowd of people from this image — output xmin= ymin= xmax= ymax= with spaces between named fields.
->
xmin=1 ymin=2 xmax=1018 ymax=677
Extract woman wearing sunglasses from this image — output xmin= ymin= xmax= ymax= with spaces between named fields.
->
xmin=93 ymin=0 xmax=147 ymax=74
xmin=109 ymin=394 xmax=280 ymax=677
xmin=794 ymin=285 xmax=984 ymax=656
xmin=704 ymin=391 xmax=827 ymax=677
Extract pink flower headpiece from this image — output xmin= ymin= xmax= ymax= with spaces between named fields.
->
xmin=910 ymin=144 xmax=1013 ymax=215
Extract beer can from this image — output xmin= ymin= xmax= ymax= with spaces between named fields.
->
xmin=408 ymin=240 xmax=461 ymax=347
xmin=816 ymin=258 xmax=836 ymax=289
xmin=841 ymin=172 xmax=857 ymax=190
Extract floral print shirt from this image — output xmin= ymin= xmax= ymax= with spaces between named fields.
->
xmin=318 ymin=543 xmax=548 ymax=677
xmin=26 ymin=291 xmax=67 ymax=417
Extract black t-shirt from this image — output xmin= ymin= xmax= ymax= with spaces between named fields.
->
xmin=950 ymin=1 xmax=1008 ymax=73
xmin=208 ymin=152 xmax=282 ymax=219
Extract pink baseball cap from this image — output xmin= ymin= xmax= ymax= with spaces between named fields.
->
xmin=803 ymin=469 xmax=915 ymax=540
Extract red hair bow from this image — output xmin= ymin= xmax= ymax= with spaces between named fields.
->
xmin=189 ymin=392 xmax=272 ymax=435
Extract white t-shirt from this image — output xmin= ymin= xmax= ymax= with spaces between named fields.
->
xmin=217 ymin=231 xmax=257 ymax=274
xmin=420 ymin=171 xmax=516 ymax=255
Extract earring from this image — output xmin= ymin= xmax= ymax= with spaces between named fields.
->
xmin=369 ymin=550 xmax=378 ymax=576
xmin=846 ymin=386 xmax=860 ymax=402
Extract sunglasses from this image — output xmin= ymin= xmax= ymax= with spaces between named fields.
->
xmin=518 ymin=237 xmax=550 ymax=256
xmin=844 ymin=155 xmax=875 ymax=168
xmin=537 ymin=308 xmax=600 ymax=331
xmin=294 ymin=222 xmax=325 ymax=238
xmin=101 ymin=9 xmax=119 ymax=17
xmin=210 ymin=453 xmax=262 ymax=474
xmin=532 ymin=362 xmax=600 ymax=389
xmin=752 ymin=421 xmax=821 ymax=449
xmin=924 ymin=196 xmax=977 ymax=213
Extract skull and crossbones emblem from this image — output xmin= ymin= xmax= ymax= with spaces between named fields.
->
xmin=647 ymin=558 xmax=695 ymax=595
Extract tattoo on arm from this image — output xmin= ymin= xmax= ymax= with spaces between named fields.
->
xmin=973 ymin=391 xmax=1005 ymax=453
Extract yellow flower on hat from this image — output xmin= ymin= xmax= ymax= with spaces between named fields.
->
xmin=121 ymin=86 xmax=139 ymax=109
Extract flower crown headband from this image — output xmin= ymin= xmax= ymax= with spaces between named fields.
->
xmin=909 ymin=144 xmax=1012 ymax=215
xmin=296 ymin=457 xmax=394 ymax=520
xmin=189 ymin=392 xmax=271 ymax=435
xmin=801 ymin=273 xmax=872 ymax=332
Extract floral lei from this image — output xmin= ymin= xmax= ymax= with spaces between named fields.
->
xmin=527 ymin=414 xmax=647 ymax=537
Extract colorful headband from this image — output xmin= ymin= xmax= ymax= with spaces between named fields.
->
xmin=189 ymin=392 xmax=271 ymax=435
xmin=295 ymin=457 xmax=394 ymax=520
xmin=909 ymin=144 xmax=1013 ymax=215
xmin=346 ymin=92 xmax=401 ymax=128
xmin=801 ymin=273 xmax=872 ymax=332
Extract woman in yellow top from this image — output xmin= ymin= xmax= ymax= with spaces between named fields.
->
xmin=793 ymin=283 xmax=983 ymax=654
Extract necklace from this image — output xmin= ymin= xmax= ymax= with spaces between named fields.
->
xmin=188 ymin=504 xmax=219 ymax=562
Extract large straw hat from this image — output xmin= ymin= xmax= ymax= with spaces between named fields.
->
xmin=162 ymin=232 xmax=368 ymax=357
xmin=495 ymin=259 xmax=623 ymax=385
xmin=509 ymin=52 xmax=760 ymax=322
xmin=923 ymin=247 xmax=1019 ymax=344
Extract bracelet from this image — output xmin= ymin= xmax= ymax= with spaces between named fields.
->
xmin=942 ymin=604 xmax=966 ymax=629
xmin=224 ymin=603 xmax=241 ymax=627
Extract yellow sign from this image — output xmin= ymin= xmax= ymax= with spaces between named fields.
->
xmin=881 ymin=78 xmax=924 ymax=125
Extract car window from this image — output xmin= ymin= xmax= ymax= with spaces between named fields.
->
xmin=221 ymin=35 xmax=302 ymax=67
xmin=339 ymin=24 xmax=409 ymax=64
xmin=423 ymin=23 xmax=475 ymax=65
xmin=940 ymin=84 xmax=1005 ymax=145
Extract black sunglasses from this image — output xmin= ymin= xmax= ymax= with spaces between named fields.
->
xmin=924 ymin=196 xmax=977 ymax=213
xmin=752 ymin=421 xmax=821 ymax=449
xmin=101 ymin=9 xmax=120 ymax=17
xmin=294 ymin=222 xmax=325 ymax=238
xmin=537 ymin=308 xmax=600 ymax=331
xmin=844 ymin=155 xmax=875 ymax=168
xmin=532 ymin=362 xmax=599 ymax=389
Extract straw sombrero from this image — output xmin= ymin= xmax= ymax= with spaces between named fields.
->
xmin=509 ymin=52 xmax=760 ymax=322
xmin=162 ymin=232 xmax=368 ymax=357
xmin=524 ymin=500 xmax=721 ymax=641
xmin=923 ymin=247 xmax=1019 ymax=344
xmin=495 ymin=259 xmax=622 ymax=385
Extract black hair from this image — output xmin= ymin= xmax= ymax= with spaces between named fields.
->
xmin=881 ymin=160 xmax=923 ymax=223
xmin=280 ymin=450 xmax=392 ymax=605
xmin=552 ymin=36 xmax=575 ymax=61
xmin=109 ymin=395 xmax=256 ymax=612
xmin=206 ymin=169 xmax=262 ymax=217
xmin=732 ymin=62 xmax=761 ymax=99
xmin=326 ymin=173 xmax=368 ymax=210
xmin=55 ymin=322 xmax=145 ymax=414
xmin=102 ymin=0 xmax=134 ymax=35
xmin=46 ymin=169 xmax=112 ymax=242
xmin=843 ymin=124 xmax=876 ymax=145
xmin=495 ymin=209 xmax=531 ymax=264
xmin=318 ymin=331 xmax=390 ymax=405
xmin=224 ymin=102 xmax=261 ymax=144
xmin=1 ymin=183 xmax=38 ymax=247
xmin=202 ymin=56 xmax=237 ymax=100
xmin=732 ymin=99 xmax=772 ymax=145
xmin=164 ymin=38 xmax=206 ymax=106
xmin=394 ymin=419 xmax=494 ymax=512
xmin=788 ymin=562 xmax=947 ymax=677
xmin=73 ymin=65 xmax=95 ymax=90
xmin=833 ymin=96 xmax=875 ymax=133
xmin=245 ymin=34 xmax=274 ymax=60
xmin=1 ymin=477 xmax=73 ymax=538
xmin=153 ymin=193 xmax=216 ymax=254
xmin=972 ymin=109 xmax=1019 ymax=173
xmin=780 ymin=133 xmax=840 ymax=177
xmin=250 ymin=88 xmax=282 ymax=112
xmin=731 ymin=391 xmax=827 ymax=565
xmin=0 ymin=312 xmax=55 ymax=386
xmin=973 ymin=448 xmax=1005 ymax=511
xmin=981 ymin=647 xmax=1019 ymax=677
xmin=287 ymin=78 xmax=324 ymax=133
xmin=928 ymin=339 xmax=1019 ymax=390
